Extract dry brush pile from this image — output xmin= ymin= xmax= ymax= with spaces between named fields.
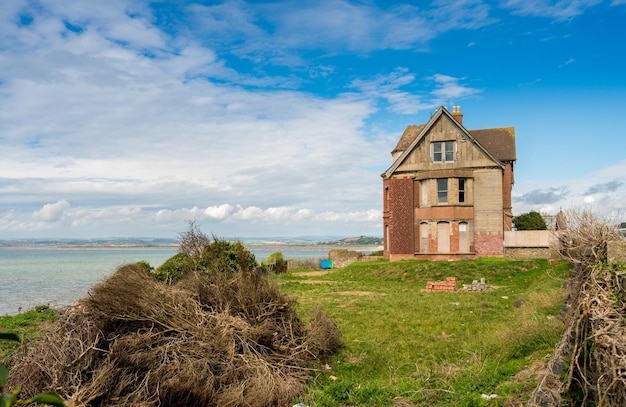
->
xmin=531 ymin=209 xmax=626 ymax=407
xmin=8 ymin=231 xmax=341 ymax=407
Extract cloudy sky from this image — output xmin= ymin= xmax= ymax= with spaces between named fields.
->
xmin=0 ymin=0 xmax=625 ymax=239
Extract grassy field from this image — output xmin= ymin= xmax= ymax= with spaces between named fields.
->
xmin=276 ymin=257 xmax=571 ymax=406
xmin=1 ymin=257 xmax=571 ymax=406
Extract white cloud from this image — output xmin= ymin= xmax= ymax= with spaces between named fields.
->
xmin=187 ymin=0 xmax=494 ymax=64
xmin=430 ymin=74 xmax=482 ymax=102
xmin=32 ymin=200 xmax=70 ymax=222
xmin=0 ymin=0 xmax=623 ymax=239
xmin=501 ymin=0 xmax=603 ymax=21
xmin=513 ymin=160 xmax=626 ymax=223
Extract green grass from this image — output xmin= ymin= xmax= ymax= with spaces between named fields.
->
xmin=275 ymin=257 xmax=571 ymax=406
xmin=0 ymin=307 xmax=58 ymax=361
xmin=0 ymin=259 xmax=570 ymax=406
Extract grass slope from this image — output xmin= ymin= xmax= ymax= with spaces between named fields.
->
xmin=276 ymin=257 xmax=571 ymax=406
xmin=1 ymin=258 xmax=570 ymax=406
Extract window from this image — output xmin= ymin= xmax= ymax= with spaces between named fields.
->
xmin=437 ymin=222 xmax=451 ymax=253
xmin=432 ymin=141 xmax=455 ymax=162
xmin=420 ymin=222 xmax=429 ymax=253
xmin=459 ymin=222 xmax=469 ymax=252
xmin=421 ymin=180 xmax=428 ymax=207
xmin=458 ymin=178 xmax=466 ymax=203
xmin=437 ymin=178 xmax=448 ymax=204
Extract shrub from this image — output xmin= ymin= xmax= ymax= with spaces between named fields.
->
xmin=513 ymin=211 xmax=547 ymax=230
xmin=153 ymin=222 xmax=258 ymax=282
xmin=261 ymin=251 xmax=288 ymax=274
xmin=153 ymin=252 xmax=193 ymax=282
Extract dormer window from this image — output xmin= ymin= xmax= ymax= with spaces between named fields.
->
xmin=432 ymin=141 xmax=455 ymax=163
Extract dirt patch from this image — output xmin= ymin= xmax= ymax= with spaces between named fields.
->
xmin=297 ymin=280 xmax=338 ymax=285
xmin=293 ymin=270 xmax=330 ymax=277
xmin=332 ymin=291 xmax=386 ymax=296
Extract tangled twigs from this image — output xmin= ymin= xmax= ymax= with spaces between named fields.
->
xmin=543 ymin=209 xmax=626 ymax=407
xmin=556 ymin=208 xmax=621 ymax=268
xmin=8 ymin=264 xmax=342 ymax=407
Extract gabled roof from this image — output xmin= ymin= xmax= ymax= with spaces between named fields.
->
xmin=383 ymin=106 xmax=513 ymax=178
xmin=471 ymin=128 xmax=516 ymax=161
xmin=391 ymin=124 xmax=425 ymax=155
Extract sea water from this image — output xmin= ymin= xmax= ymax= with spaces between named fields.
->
xmin=0 ymin=246 xmax=338 ymax=315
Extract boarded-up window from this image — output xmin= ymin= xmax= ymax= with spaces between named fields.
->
xmin=459 ymin=222 xmax=469 ymax=252
xmin=420 ymin=222 xmax=429 ymax=253
xmin=437 ymin=222 xmax=450 ymax=253
xmin=421 ymin=180 xmax=428 ymax=207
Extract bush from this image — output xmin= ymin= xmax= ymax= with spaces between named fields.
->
xmin=513 ymin=210 xmax=547 ymax=230
xmin=261 ymin=251 xmax=288 ymax=274
xmin=7 ymin=264 xmax=341 ymax=406
xmin=153 ymin=222 xmax=258 ymax=282
xmin=153 ymin=252 xmax=194 ymax=282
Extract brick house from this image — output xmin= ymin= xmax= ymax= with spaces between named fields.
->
xmin=381 ymin=106 xmax=516 ymax=261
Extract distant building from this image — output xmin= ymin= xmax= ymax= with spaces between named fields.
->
xmin=381 ymin=106 xmax=516 ymax=260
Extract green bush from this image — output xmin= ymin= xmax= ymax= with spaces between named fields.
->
xmin=261 ymin=251 xmax=288 ymax=274
xmin=153 ymin=252 xmax=194 ymax=282
xmin=513 ymin=210 xmax=547 ymax=230
xmin=153 ymin=223 xmax=258 ymax=282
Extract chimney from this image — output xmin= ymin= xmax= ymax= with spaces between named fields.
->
xmin=451 ymin=105 xmax=463 ymax=125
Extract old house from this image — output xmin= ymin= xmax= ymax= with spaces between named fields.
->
xmin=381 ymin=106 xmax=516 ymax=261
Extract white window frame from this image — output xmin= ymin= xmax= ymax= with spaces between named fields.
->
xmin=431 ymin=141 xmax=456 ymax=163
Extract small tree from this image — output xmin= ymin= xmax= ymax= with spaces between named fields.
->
xmin=513 ymin=211 xmax=547 ymax=230
xmin=154 ymin=222 xmax=258 ymax=282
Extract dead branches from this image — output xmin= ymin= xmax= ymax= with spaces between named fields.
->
xmin=541 ymin=209 xmax=626 ymax=406
xmin=8 ymin=264 xmax=341 ymax=407
xmin=555 ymin=208 xmax=621 ymax=268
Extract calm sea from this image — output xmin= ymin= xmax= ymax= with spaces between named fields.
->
xmin=0 ymin=246 xmax=342 ymax=316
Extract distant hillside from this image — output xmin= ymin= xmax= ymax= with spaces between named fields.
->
xmin=320 ymin=236 xmax=383 ymax=245
xmin=0 ymin=236 xmax=384 ymax=247
xmin=0 ymin=237 xmax=177 ymax=247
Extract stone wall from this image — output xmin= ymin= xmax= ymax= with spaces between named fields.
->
xmin=504 ymin=247 xmax=553 ymax=259
xmin=504 ymin=230 xmax=554 ymax=247
xmin=328 ymin=249 xmax=362 ymax=268
xmin=503 ymin=230 xmax=557 ymax=259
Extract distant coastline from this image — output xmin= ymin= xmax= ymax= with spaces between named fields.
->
xmin=0 ymin=237 xmax=383 ymax=252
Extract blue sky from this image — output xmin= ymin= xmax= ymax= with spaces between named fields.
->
xmin=0 ymin=0 xmax=625 ymax=239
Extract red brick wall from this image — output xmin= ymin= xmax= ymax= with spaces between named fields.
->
xmin=388 ymin=177 xmax=414 ymax=255
xmin=450 ymin=222 xmax=460 ymax=253
xmin=474 ymin=231 xmax=504 ymax=255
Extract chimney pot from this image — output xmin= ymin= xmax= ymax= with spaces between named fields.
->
xmin=451 ymin=105 xmax=463 ymax=125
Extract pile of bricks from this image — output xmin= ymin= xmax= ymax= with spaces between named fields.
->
xmin=425 ymin=277 xmax=457 ymax=292
xmin=462 ymin=278 xmax=487 ymax=291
